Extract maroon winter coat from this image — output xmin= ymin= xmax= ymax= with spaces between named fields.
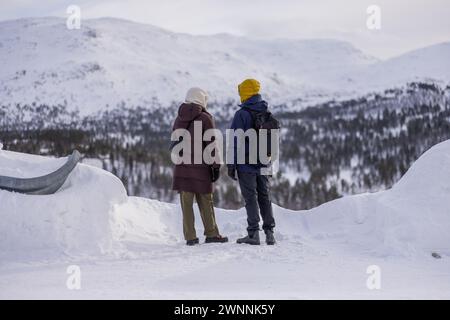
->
xmin=172 ymin=103 xmax=219 ymax=194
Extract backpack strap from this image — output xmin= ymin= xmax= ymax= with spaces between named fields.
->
xmin=241 ymin=106 xmax=259 ymax=128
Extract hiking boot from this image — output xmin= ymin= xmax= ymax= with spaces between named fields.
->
xmin=265 ymin=230 xmax=276 ymax=245
xmin=236 ymin=231 xmax=260 ymax=245
xmin=205 ymin=235 xmax=229 ymax=243
xmin=186 ymin=238 xmax=199 ymax=246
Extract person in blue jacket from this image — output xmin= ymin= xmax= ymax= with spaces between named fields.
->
xmin=227 ymin=79 xmax=276 ymax=245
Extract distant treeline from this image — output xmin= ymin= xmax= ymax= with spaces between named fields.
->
xmin=1 ymin=82 xmax=449 ymax=210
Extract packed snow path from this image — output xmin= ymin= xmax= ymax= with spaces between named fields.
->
xmin=1 ymin=141 xmax=450 ymax=299
xmin=1 ymin=223 xmax=449 ymax=299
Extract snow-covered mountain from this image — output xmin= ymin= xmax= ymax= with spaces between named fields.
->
xmin=353 ymin=42 xmax=450 ymax=92
xmin=1 ymin=139 xmax=450 ymax=298
xmin=1 ymin=17 xmax=449 ymax=114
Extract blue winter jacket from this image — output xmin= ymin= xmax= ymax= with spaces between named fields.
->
xmin=228 ymin=94 xmax=268 ymax=174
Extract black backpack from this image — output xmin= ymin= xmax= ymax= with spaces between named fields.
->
xmin=242 ymin=107 xmax=280 ymax=163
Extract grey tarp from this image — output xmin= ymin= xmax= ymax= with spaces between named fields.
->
xmin=0 ymin=150 xmax=81 ymax=195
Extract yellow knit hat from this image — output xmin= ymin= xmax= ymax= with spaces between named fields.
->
xmin=238 ymin=79 xmax=260 ymax=103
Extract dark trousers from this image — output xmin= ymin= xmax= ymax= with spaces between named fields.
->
xmin=237 ymin=171 xmax=275 ymax=233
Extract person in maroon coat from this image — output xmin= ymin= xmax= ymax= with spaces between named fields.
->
xmin=172 ymin=87 xmax=228 ymax=246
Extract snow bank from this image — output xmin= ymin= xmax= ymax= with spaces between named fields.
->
xmin=1 ymin=140 xmax=450 ymax=262
xmin=0 ymin=150 xmax=127 ymax=260
xmin=284 ymin=140 xmax=450 ymax=256
xmin=112 ymin=140 xmax=450 ymax=257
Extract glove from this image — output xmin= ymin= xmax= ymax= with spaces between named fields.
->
xmin=227 ymin=167 xmax=237 ymax=181
xmin=211 ymin=167 xmax=220 ymax=182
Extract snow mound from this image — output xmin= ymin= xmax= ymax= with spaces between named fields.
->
xmin=288 ymin=139 xmax=450 ymax=256
xmin=1 ymin=140 xmax=450 ymax=262
xmin=113 ymin=140 xmax=450 ymax=257
xmin=0 ymin=150 xmax=127 ymax=260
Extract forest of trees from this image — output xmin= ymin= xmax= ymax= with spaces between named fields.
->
xmin=1 ymin=82 xmax=449 ymax=210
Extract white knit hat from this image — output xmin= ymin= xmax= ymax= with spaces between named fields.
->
xmin=185 ymin=87 xmax=208 ymax=109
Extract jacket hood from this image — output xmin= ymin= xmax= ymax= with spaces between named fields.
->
xmin=177 ymin=103 xmax=204 ymax=122
xmin=240 ymin=94 xmax=267 ymax=112
xmin=238 ymin=79 xmax=261 ymax=103
xmin=185 ymin=87 xmax=208 ymax=109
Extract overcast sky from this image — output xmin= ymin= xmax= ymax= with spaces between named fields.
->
xmin=1 ymin=0 xmax=449 ymax=59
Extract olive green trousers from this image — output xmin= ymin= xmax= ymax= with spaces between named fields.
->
xmin=180 ymin=192 xmax=220 ymax=241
